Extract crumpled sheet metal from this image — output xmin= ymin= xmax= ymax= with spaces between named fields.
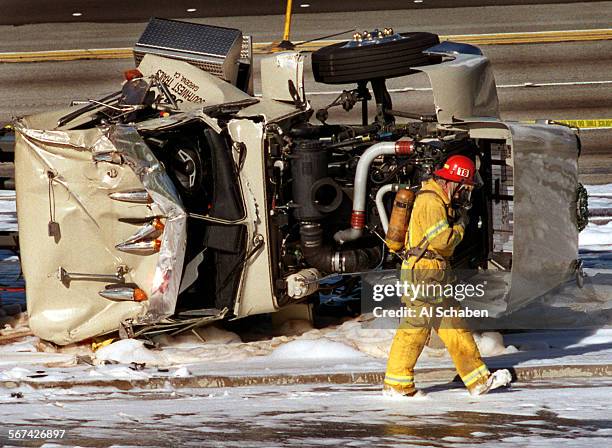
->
xmin=14 ymin=120 xmax=186 ymax=344
xmin=458 ymin=120 xmax=579 ymax=313
xmin=137 ymin=53 xmax=253 ymax=110
xmin=135 ymin=108 xmax=222 ymax=134
xmin=227 ymin=118 xmax=278 ymax=317
xmin=108 ymin=125 xmax=187 ymax=321
xmin=506 ymin=122 xmax=579 ymax=312
xmin=414 ymin=46 xmax=500 ymax=123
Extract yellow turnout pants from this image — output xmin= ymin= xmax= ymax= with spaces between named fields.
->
xmin=384 ymin=298 xmax=490 ymax=394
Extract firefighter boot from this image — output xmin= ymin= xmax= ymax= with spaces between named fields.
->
xmin=470 ymin=369 xmax=512 ymax=396
xmin=382 ymin=384 xmax=428 ymax=399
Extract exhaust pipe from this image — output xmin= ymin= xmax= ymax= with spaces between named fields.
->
xmin=301 ymin=223 xmax=380 ymax=273
xmin=334 ymin=140 xmax=414 ymax=243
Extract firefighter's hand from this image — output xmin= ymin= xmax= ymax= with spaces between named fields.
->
xmin=456 ymin=208 xmax=470 ymax=228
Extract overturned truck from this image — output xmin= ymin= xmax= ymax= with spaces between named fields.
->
xmin=14 ymin=19 xmax=585 ymax=344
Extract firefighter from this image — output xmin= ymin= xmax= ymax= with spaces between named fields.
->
xmin=383 ymin=155 xmax=511 ymax=397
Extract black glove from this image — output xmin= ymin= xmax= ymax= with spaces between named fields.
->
xmin=456 ymin=208 xmax=470 ymax=228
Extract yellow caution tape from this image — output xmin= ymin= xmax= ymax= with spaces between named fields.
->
xmin=554 ymin=119 xmax=612 ymax=129
xmin=522 ymin=119 xmax=612 ymax=129
xmin=1 ymin=29 xmax=612 ymax=62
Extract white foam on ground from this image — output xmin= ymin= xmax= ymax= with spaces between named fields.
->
xmin=0 ymin=366 xmax=30 ymax=380
xmin=0 ymin=190 xmax=17 ymax=231
xmin=82 ymin=321 xmax=511 ymax=367
xmin=267 ymin=339 xmax=367 ymax=360
xmin=579 ymin=184 xmax=612 ymax=250
xmin=586 ymin=183 xmax=612 ymax=196
xmin=588 ymin=196 xmax=612 ymax=209
xmin=0 ymin=190 xmax=15 ymax=200
xmin=95 ymin=339 xmax=165 ymax=365
xmin=91 ymin=365 xmax=151 ymax=380
xmin=474 ymin=332 xmax=507 ymax=356
xmin=579 ymin=221 xmax=612 ymax=248
xmin=567 ymin=328 xmax=612 ymax=348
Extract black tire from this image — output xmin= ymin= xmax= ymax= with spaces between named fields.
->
xmin=312 ymin=32 xmax=441 ymax=84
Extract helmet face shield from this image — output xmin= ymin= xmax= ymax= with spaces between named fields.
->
xmin=452 ymin=183 xmax=474 ymax=209
xmin=452 ymin=170 xmax=483 ymax=209
xmin=451 ymin=168 xmax=483 ymax=209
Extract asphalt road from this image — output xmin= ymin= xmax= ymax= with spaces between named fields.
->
xmin=2 ymin=2 xmax=612 ymax=51
xmin=0 ymin=2 xmax=610 ymax=183
xmin=1 ymin=380 xmax=611 ymax=447
xmin=1 ymin=0 xmax=607 ymax=26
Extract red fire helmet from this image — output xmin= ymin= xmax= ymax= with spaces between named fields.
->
xmin=433 ymin=155 xmax=476 ymax=185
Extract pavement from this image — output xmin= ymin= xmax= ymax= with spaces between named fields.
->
xmin=2 ymin=1 xmax=607 ymax=26
xmin=2 ymin=1 xmax=612 ymax=51
xmin=1 ymin=2 xmax=610 ymax=184
xmin=0 ymin=250 xmax=24 ymax=327
xmin=1 ymin=378 xmax=611 ymax=446
xmin=0 ymin=4 xmax=610 ymax=446
xmin=1 ymin=359 xmax=610 ymax=392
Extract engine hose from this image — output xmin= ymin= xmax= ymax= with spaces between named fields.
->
xmin=334 ymin=141 xmax=413 ymax=244
xmin=300 ymin=223 xmax=381 ymax=274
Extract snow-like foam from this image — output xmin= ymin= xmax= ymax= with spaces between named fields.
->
xmin=95 ymin=339 xmax=165 ymax=365
xmin=268 ymin=339 xmax=367 ymax=360
xmin=579 ymin=222 xmax=612 ymax=248
xmin=567 ymin=328 xmax=612 ymax=348
xmin=586 ymin=183 xmax=612 ymax=196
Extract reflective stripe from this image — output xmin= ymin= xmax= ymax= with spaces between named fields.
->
xmin=384 ymin=379 xmax=415 ymax=386
xmin=461 ymin=364 xmax=490 ymax=387
xmin=384 ymin=374 xmax=415 ymax=386
xmin=385 ymin=374 xmax=414 ymax=381
xmin=425 ymin=219 xmax=449 ymax=240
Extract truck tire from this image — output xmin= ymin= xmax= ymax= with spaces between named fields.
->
xmin=312 ymin=32 xmax=441 ymax=84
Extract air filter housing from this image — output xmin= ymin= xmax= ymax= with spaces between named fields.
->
xmin=134 ymin=18 xmax=244 ymax=84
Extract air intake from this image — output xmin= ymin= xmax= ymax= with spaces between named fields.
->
xmin=134 ymin=18 xmax=244 ymax=84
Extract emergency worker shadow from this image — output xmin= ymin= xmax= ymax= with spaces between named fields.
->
xmin=484 ymin=339 xmax=612 ymax=370
xmin=474 ymin=269 xmax=612 ymax=368
xmin=419 ymin=370 xmax=519 ymax=395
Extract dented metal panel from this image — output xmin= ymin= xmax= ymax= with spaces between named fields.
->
xmin=415 ymin=42 xmax=500 ymax=123
xmin=138 ymin=54 xmax=252 ymax=110
xmin=14 ymin=120 xmax=186 ymax=344
xmin=457 ymin=120 xmax=580 ymax=311
xmin=227 ymin=119 xmax=278 ymax=317
xmin=506 ymin=122 xmax=580 ymax=311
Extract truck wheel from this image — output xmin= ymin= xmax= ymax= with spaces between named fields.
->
xmin=312 ymin=32 xmax=441 ymax=84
